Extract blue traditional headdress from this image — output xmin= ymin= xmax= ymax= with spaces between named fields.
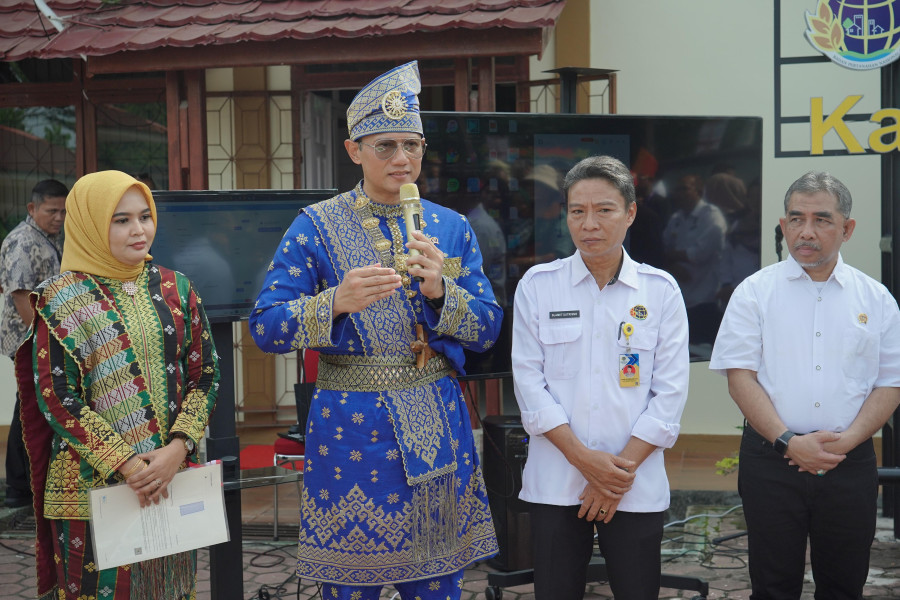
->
xmin=347 ymin=61 xmax=423 ymax=141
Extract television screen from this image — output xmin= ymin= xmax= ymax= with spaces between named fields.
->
xmin=418 ymin=112 xmax=763 ymax=377
xmin=150 ymin=189 xmax=335 ymax=323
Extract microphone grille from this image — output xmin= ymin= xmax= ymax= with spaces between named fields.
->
xmin=400 ymin=183 xmax=420 ymax=201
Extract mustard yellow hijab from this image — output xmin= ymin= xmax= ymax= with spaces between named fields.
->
xmin=60 ymin=170 xmax=157 ymax=280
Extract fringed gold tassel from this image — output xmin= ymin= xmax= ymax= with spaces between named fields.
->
xmin=411 ymin=473 xmax=459 ymax=561
xmin=130 ymin=550 xmax=196 ymax=600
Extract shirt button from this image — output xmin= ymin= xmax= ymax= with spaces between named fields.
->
xmin=816 ymin=365 xmax=821 ymax=370
xmin=815 ymin=402 xmax=821 ymax=407
xmin=816 ymin=332 xmax=821 ymax=337
xmin=817 ymin=297 xmax=822 ymax=302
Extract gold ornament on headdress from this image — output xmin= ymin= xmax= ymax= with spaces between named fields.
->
xmin=382 ymin=89 xmax=407 ymax=120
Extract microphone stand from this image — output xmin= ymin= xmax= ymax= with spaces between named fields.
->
xmin=775 ymin=224 xmax=783 ymax=261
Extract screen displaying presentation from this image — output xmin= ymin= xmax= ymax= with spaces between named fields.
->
xmin=151 ymin=189 xmax=334 ymax=322
xmin=418 ymin=112 xmax=763 ymax=375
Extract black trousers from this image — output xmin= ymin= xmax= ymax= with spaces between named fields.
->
xmin=739 ymin=426 xmax=877 ymax=600
xmin=529 ymin=502 xmax=664 ymax=600
xmin=5 ymin=393 xmax=31 ymax=497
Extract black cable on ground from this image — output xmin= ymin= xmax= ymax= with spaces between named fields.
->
xmin=248 ymin=568 xmax=294 ymax=600
xmin=0 ymin=538 xmax=34 ymax=557
xmin=658 ymin=505 xmax=751 ymax=573
xmin=241 ymin=542 xmax=292 ymax=568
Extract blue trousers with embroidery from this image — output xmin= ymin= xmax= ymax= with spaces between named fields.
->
xmin=320 ymin=569 xmax=465 ymax=600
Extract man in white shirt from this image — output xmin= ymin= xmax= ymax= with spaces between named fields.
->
xmin=710 ymin=171 xmax=900 ymax=599
xmin=663 ymin=174 xmax=727 ymax=346
xmin=512 ymin=155 xmax=690 ymax=599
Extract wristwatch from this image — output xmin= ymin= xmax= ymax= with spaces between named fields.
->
xmin=773 ymin=430 xmax=796 ymax=455
xmin=173 ymin=433 xmax=195 ymax=454
xmin=424 ymin=280 xmax=446 ymax=310
xmin=424 ymin=294 xmax=445 ymax=310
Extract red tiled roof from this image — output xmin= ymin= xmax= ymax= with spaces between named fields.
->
xmin=0 ymin=0 xmax=565 ymax=62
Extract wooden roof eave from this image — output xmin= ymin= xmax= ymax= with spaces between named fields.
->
xmin=85 ymin=27 xmax=548 ymax=76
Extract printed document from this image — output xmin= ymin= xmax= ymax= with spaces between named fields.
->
xmin=89 ymin=462 xmax=229 ymax=570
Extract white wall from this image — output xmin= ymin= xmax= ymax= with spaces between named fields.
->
xmin=564 ymin=0 xmax=884 ymax=434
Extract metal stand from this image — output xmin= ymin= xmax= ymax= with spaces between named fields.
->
xmin=881 ymin=53 xmax=900 ymax=541
xmin=207 ymin=322 xmax=243 ymax=600
xmin=543 ymin=66 xmax=619 ymax=114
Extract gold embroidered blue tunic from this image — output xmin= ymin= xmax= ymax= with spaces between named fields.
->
xmin=250 ymin=184 xmax=501 ymax=585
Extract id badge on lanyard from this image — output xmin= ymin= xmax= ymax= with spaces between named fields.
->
xmin=618 ymin=322 xmax=639 ymax=387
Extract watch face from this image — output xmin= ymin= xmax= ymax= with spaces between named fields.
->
xmin=774 ymin=431 xmax=794 ymax=454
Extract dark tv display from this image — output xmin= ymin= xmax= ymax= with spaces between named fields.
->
xmin=150 ymin=189 xmax=335 ymax=322
xmin=418 ymin=112 xmax=763 ymax=377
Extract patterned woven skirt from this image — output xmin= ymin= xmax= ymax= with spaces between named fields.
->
xmin=48 ymin=520 xmax=196 ymax=600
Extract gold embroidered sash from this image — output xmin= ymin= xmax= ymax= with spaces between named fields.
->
xmin=305 ymin=189 xmax=457 ymax=484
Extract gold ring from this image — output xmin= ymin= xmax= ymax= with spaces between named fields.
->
xmin=599 ymin=508 xmax=607 ymax=516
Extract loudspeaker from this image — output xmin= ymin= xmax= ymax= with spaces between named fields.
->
xmin=482 ymin=415 xmax=532 ymax=572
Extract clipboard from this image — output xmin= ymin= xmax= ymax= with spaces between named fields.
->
xmin=89 ymin=461 xmax=230 ymax=570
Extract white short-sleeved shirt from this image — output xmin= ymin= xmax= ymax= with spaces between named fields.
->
xmin=512 ymin=250 xmax=690 ymax=511
xmin=662 ymin=199 xmax=726 ymax=307
xmin=710 ymin=254 xmax=900 ymax=433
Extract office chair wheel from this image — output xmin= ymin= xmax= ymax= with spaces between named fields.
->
xmin=484 ymin=585 xmax=503 ymax=600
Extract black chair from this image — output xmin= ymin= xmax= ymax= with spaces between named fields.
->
xmin=271 ymin=382 xmax=313 ymax=540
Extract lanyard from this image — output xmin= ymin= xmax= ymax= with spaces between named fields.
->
xmin=25 ymin=220 xmax=62 ymax=263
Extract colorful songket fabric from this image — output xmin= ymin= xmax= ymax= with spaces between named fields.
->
xmin=250 ymin=184 xmax=502 ymax=586
xmin=16 ymin=265 xmax=219 ymax=600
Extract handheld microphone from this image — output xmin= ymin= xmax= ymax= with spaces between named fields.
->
xmin=400 ymin=183 xmax=424 ymax=282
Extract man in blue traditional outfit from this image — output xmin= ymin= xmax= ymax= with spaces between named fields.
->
xmin=250 ymin=61 xmax=501 ymax=600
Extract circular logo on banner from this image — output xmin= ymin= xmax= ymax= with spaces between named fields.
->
xmin=805 ymin=0 xmax=900 ymax=70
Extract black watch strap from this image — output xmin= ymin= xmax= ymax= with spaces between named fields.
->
xmin=773 ymin=430 xmax=796 ymax=454
xmin=424 ymin=280 xmax=446 ymax=310
xmin=424 ymin=294 xmax=445 ymax=310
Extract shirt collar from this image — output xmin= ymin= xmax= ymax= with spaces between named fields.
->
xmin=571 ymin=248 xmax=639 ymax=289
xmin=687 ymin=198 xmax=708 ymax=217
xmin=617 ymin=249 xmax=640 ymax=289
xmin=24 ymin=215 xmax=61 ymax=242
xmin=784 ymin=253 xmax=847 ymax=286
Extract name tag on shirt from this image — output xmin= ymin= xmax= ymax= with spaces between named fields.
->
xmin=549 ymin=310 xmax=580 ymax=319
xmin=619 ymin=353 xmax=640 ymax=387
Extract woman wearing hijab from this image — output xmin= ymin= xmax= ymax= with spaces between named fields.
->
xmin=16 ymin=170 xmax=220 ymax=600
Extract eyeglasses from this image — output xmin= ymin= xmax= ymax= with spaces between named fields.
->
xmin=358 ymin=138 xmax=427 ymax=160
